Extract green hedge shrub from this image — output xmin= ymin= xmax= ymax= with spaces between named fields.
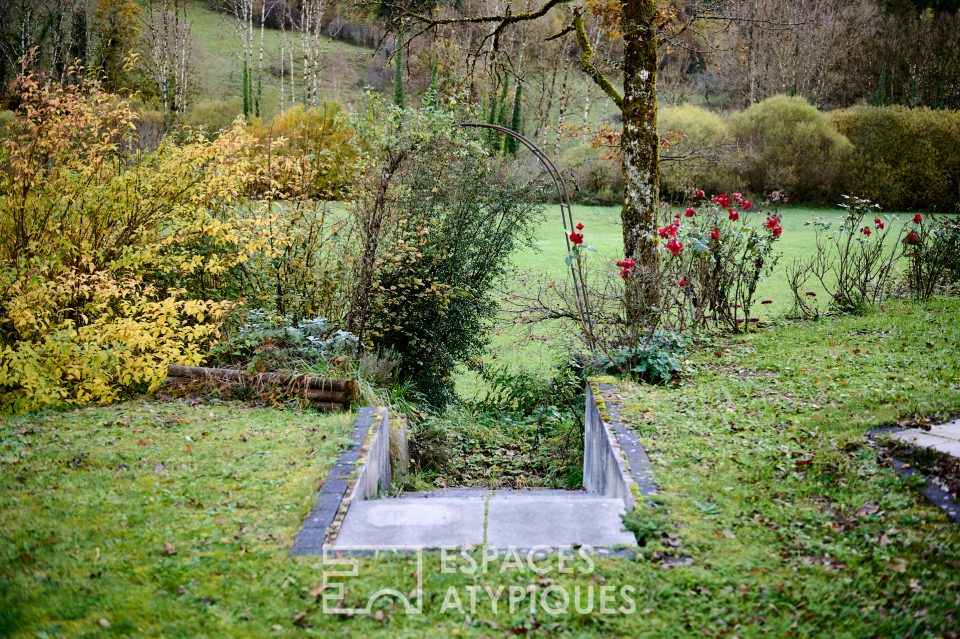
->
xmin=831 ymin=106 xmax=960 ymax=212
xmin=658 ymin=104 xmax=736 ymax=199
xmin=731 ymin=95 xmax=851 ymax=204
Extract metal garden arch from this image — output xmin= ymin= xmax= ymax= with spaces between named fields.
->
xmin=458 ymin=122 xmax=595 ymax=346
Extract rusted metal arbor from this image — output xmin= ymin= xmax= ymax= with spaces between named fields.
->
xmin=458 ymin=122 xmax=594 ymax=346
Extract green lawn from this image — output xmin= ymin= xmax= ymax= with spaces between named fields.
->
xmin=2 ymin=298 xmax=959 ymax=636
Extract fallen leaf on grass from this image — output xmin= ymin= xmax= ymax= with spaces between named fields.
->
xmin=307 ymin=583 xmax=332 ymax=598
xmin=161 ymin=542 xmax=176 ymax=555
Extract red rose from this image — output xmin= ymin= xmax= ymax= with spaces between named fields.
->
xmin=772 ymin=226 xmax=782 ymax=238
xmin=569 ymin=231 xmax=584 ymax=245
xmin=658 ymin=224 xmax=678 ymax=239
xmin=679 ymin=278 xmax=687 ymax=286
xmin=913 ymin=214 xmax=923 ymax=224
xmin=575 ymin=222 xmax=584 ymax=230
xmin=742 ymin=201 xmax=752 ymax=210
xmin=875 ymin=217 xmax=885 ymax=230
xmin=711 ymin=229 xmax=720 ymax=240
xmin=620 ymin=268 xmax=631 ymax=279
xmin=695 ymin=189 xmax=705 ymax=198
xmin=907 ymin=230 xmax=920 ymax=243
xmin=765 ymin=216 xmax=780 ymax=230
xmin=616 ymin=257 xmax=636 ymax=269
xmin=729 ymin=209 xmax=740 ymax=221
xmin=685 ymin=207 xmax=696 ymax=218
xmin=666 ymin=239 xmax=683 ymax=255
xmin=861 ymin=226 xmax=872 ymax=236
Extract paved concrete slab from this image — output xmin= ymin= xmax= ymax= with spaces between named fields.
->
xmin=933 ymin=439 xmax=960 ymax=457
xmin=332 ymin=497 xmax=486 ymax=548
xmin=927 ymin=419 xmax=960 ymax=440
xmin=330 ymin=490 xmax=638 ymax=550
xmin=485 ymin=495 xmax=635 ymax=549
xmin=888 ymin=430 xmax=954 ymax=450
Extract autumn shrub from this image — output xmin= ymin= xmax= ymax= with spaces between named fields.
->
xmin=561 ymin=143 xmax=623 ymax=205
xmin=831 ymin=106 xmax=960 ymax=212
xmin=344 ymin=97 xmax=544 ymax=407
xmin=180 ymin=97 xmax=244 ymax=136
xmin=248 ymin=103 xmax=355 ymax=199
xmin=659 ymin=104 xmax=736 ymax=199
xmin=0 ymin=73 xmax=273 ymax=412
xmin=731 ymin=95 xmax=852 ymax=203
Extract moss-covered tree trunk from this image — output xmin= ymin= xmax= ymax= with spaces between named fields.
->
xmin=620 ymin=0 xmax=660 ymax=315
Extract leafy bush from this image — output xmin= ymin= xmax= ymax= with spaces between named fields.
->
xmin=831 ymin=106 xmax=960 ymax=212
xmin=731 ymin=95 xmax=852 ymax=203
xmin=208 ymin=310 xmax=356 ymax=373
xmin=345 ymin=97 xmax=544 ymax=407
xmin=595 ymin=332 xmax=685 ymax=384
xmin=659 ymin=104 xmax=736 ymax=199
xmin=0 ymin=73 xmax=264 ymax=412
xmin=226 ymin=202 xmax=353 ymax=322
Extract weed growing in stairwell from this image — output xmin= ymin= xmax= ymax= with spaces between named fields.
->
xmin=404 ymin=360 xmax=586 ymax=491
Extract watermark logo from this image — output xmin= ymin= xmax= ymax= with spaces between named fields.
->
xmin=320 ymin=545 xmax=635 ymax=617
xmin=320 ymin=545 xmax=424 ymax=615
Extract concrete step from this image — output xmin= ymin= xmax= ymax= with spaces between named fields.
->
xmin=331 ymin=490 xmax=636 ymax=550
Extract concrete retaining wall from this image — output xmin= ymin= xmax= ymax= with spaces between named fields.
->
xmin=349 ymin=407 xmax=392 ymax=501
xmin=290 ymin=406 xmax=391 ymax=554
xmin=583 ymin=380 xmax=658 ymax=510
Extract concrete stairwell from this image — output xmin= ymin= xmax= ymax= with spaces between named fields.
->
xmin=290 ymin=382 xmax=659 ymax=554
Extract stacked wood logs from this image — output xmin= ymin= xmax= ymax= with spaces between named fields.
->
xmin=165 ymin=365 xmax=353 ymax=411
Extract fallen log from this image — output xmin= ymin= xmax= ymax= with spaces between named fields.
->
xmin=303 ymin=388 xmax=349 ymax=403
xmin=165 ymin=365 xmax=353 ymax=410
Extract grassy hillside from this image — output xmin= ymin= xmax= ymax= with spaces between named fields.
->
xmin=182 ymin=0 xmax=374 ymax=121
xmin=180 ymin=0 xmax=611 ymax=140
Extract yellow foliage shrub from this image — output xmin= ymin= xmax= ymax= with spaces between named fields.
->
xmin=659 ymin=104 xmax=737 ymax=198
xmin=731 ymin=95 xmax=852 ymax=203
xmin=248 ymin=103 xmax=355 ymax=199
xmin=0 ymin=72 xmax=269 ymax=412
xmin=831 ymin=106 xmax=960 ymax=211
